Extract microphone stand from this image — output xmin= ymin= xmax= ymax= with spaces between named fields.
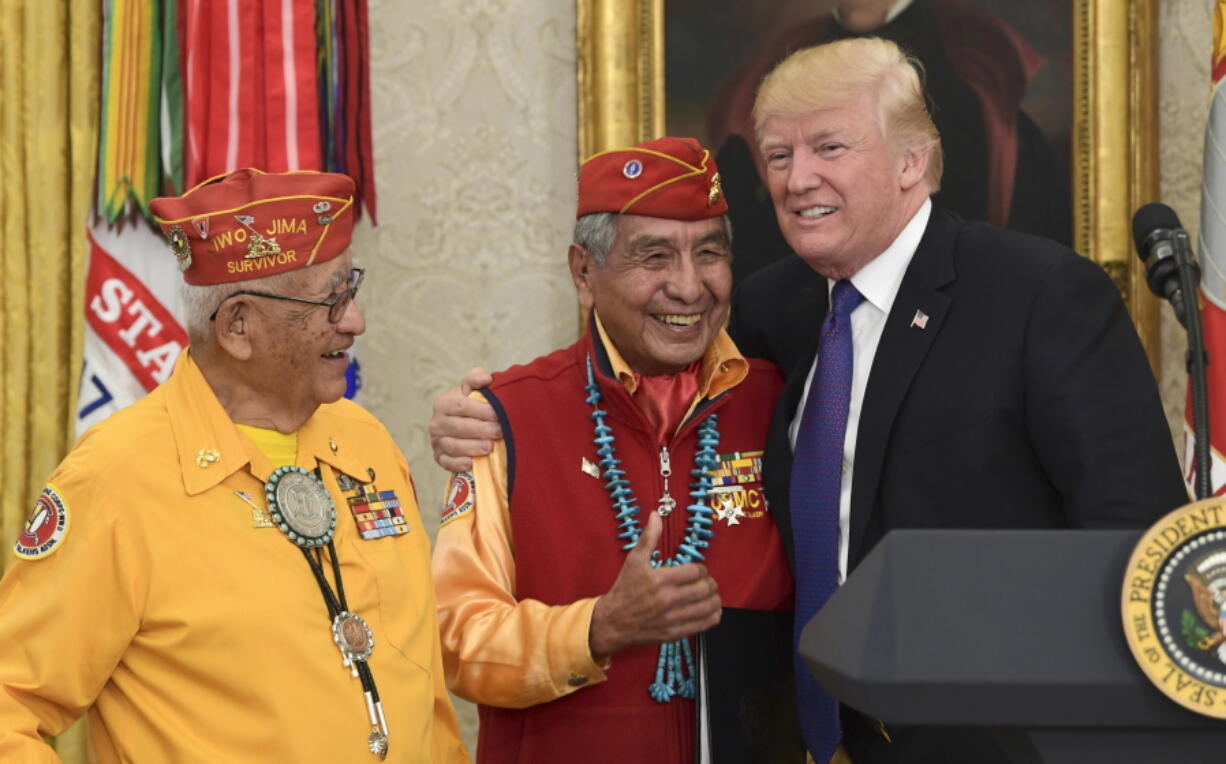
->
xmin=1174 ymin=229 xmax=1212 ymax=499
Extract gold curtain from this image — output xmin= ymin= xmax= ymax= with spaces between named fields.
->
xmin=0 ymin=0 xmax=99 ymax=760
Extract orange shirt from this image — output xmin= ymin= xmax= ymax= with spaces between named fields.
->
xmin=0 ymin=352 xmax=469 ymax=763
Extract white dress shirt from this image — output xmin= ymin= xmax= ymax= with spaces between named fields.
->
xmin=831 ymin=0 xmax=916 ymax=27
xmin=787 ymin=199 xmax=931 ymax=582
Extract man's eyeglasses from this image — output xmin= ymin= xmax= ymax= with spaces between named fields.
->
xmin=208 ymin=268 xmax=365 ymax=323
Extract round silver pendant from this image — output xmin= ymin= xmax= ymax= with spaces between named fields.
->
xmin=266 ymin=466 xmax=336 ymax=547
xmin=333 ymin=611 xmax=375 ymax=666
xmin=368 ymin=729 xmax=389 ymax=758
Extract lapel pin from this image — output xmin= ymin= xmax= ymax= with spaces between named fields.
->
xmin=910 ymin=309 xmax=930 ymax=330
xmin=581 ymin=457 xmax=601 ymax=479
xmin=235 ymin=491 xmax=274 ymax=528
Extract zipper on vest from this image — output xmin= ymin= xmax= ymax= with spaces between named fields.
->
xmin=658 ymin=391 xmax=732 ymax=560
xmin=657 ymin=445 xmax=676 ymax=517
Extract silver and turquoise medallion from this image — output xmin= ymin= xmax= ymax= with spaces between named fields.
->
xmin=265 ymin=466 xmax=337 ymax=547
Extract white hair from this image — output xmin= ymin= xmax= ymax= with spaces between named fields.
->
xmin=573 ymin=212 xmax=733 ymax=266
xmin=179 ymin=267 xmax=325 ymax=344
xmin=573 ymin=212 xmax=620 ymax=265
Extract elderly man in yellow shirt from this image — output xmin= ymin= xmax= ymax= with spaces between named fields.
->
xmin=0 ymin=169 xmax=468 ymax=763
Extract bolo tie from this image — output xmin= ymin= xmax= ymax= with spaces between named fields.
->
xmin=265 ymin=464 xmax=390 ymax=758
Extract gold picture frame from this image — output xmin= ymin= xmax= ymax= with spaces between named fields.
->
xmin=576 ymin=0 xmax=1161 ymax=371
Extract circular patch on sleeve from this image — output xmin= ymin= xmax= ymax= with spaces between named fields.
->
xmin=15 ymin=485 xmax=71 ymax=560
xmin=440 ymin=472 xmax=476 ymax=528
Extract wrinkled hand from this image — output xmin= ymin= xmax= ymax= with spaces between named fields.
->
xmin=588 ymin=512 xmax=722 ymax=659
xmin=429 ymin=367 xmax=501 ymax=472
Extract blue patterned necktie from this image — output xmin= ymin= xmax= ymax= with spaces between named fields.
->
xmin=790 ymin=279 xmax=863 ymax=763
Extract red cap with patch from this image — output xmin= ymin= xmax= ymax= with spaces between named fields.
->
xmin=577 ymin=136 xmax=726 ymax=220
xmin=150 ymin=168 xmax=356 ymax=285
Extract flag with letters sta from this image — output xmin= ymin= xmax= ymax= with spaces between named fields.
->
xmin=78 ymin=220 xmax=189 ymax=433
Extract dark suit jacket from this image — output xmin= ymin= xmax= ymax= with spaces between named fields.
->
xmin=728 ymin=206 xmax=1188 ymax=763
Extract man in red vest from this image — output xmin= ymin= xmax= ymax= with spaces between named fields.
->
xmin=431 ymin=137 xmax=801 ymax=763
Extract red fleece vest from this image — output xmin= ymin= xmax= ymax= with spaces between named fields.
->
xmin=475 ymin=332 xmax=793 ymax=764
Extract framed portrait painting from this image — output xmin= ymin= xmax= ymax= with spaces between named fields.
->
xmin=577 ymin=0 xmax=1161 ymax=368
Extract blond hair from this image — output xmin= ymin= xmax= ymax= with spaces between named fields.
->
xmin=753 ymin=37 xmax=943 ymax=191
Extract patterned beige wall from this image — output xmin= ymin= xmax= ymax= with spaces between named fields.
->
xmin=357 ymin=0 xmax=579 ymax=745
xmin=1158 ymin=0 xmax=1212 ymax=461
xmin=354 ymin=0 xmax=1211 ymax=751
xmin=357 ymin=0 xmax=579 ymax=514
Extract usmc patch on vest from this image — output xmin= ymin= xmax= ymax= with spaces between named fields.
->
xmin=15 ymin=485 xmax=71 ymax=560
xmin=1123 ymin=497 xmax=1226 ymax=717
xmin=707 ymin=451 xmax=767 ymax=526
xmin=441 ymin=472 xmax=475 ymax=528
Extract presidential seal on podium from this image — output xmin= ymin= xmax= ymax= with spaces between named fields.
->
xmin=1123 ymin=497 xmax=1226 ymax=717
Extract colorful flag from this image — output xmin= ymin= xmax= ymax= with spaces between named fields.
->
xmin=1187 ymin=0 xmax=1226 ymax=494
xmin=77 ymin=0 xmax=372 ymax=436
xmin=78 ymin=218 xmax=188 ymax=432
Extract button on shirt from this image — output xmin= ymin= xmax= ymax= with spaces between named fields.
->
xmin=788 ymin=199 xmax=931 ymax=581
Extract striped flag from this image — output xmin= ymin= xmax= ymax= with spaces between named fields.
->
xmin=1187 ymin=0 xmax=1226 ymax=494
xmin=78 ymin=219 xmax=189 ymax=432
xmin=182 ymin=0 xmax=321 ymax=183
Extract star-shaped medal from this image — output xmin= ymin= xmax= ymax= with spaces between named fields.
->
xmin=715 ymin=494 xmax=745 ymax=526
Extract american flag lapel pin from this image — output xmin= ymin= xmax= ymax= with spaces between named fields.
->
xmin=910 ymin=309 xmax=929 ymax=329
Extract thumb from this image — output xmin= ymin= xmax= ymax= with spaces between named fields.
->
xmin=460 ymin=366 xmax=492 ymax=396
xmin=629 ymin=510 xmax=662 ymax=564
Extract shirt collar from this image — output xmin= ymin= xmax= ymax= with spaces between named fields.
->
xmin=841 ymin=198 xmax=931 ymax=316
xmin=832 ymin=0 xmax=915 ymax=27
xmin=166 ymin=351 xmax=372 ymax=495
xmin=592 ymin=311 xmax=748 ymax=400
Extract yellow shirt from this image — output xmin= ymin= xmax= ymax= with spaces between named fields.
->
xmin=0 ymin=352 xmax=468 ymax=763
xmin=235 ymin=423 xmax=298 ymax=467
xmin=431 ymin=324 xmax=746 ymax=708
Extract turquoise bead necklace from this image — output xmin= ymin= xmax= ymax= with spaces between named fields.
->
xmin=584 ymin=354 xmax=721 ymax=703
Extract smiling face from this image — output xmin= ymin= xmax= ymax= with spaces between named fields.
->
xmin=247 ymin=253 xmax=365 ymax=415
xmin=758 ymin=89 xmax=930 ymax=280
xmin=572 ymin=214 xmax=732 ymax=376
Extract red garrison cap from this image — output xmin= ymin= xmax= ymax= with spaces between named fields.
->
xmin=150 ymin=168 xmax=356 ymax=286
xmin=577 ymin=136 xmax=726 ymax=220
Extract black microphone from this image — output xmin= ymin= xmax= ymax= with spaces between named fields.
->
xmin=1132 ymin=202 xmax=1199 ymax=328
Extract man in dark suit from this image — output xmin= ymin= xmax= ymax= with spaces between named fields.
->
xmin=708 ymin=0 xmax=1073 ymax=287
xmin=430 ymin=35 xmax=1186 ymax=764
xmin=728 ymin=35 xmax=1187 ymax=763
